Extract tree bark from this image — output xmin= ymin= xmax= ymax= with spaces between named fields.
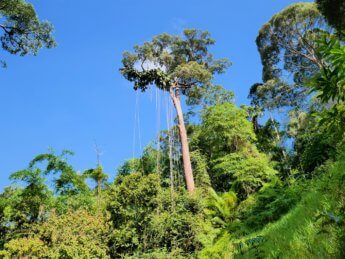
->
xmin=170 ymin=86 xmax=195 ymax=193
xmin=269 ymin=113 xmax=288 ymax=160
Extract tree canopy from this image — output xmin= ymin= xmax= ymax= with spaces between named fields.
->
xmin=120 ymin=29 xmax=229 ymax=98
xmin=256 ymin=3 xmax=326 ymax=83
xmin=0 ymin=0 xmax=55 ymax=66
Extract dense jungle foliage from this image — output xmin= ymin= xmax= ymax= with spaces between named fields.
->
xmin=0 ymin=0 xmax=344 ymax=258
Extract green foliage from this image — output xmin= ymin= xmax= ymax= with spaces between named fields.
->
xmin=197 ymin=103 xmax=277 ymax=197
xmin=255 ymin=119 xmax=286 ymax=163
xmin=117 ymin=145 xmax=160 ymax=178
xmin=37 ymin=210 xmax=110 ymax=258
xmin=107 ymin=172 xmax=210 ymax=257
xmin=239 ymin=180 xmax=303 ymax=232
xmin=107 ymin=173 xmax=162 ymax=256
xmin=200 ymin=103 xmax=256 ymax=158
xmin=147 ymin=190 xmax=208 ymax=256
xmin=211 ymin=152 xmax=277 ymax=199
xmin=257 ymin=2 xmax=325 ymax=83
xmin=205 ymin=189 xmax=237 ymax=230
xmin=309 ymin=34 xmax=345 ymax=133
xmin=2 ymin=10 xmax=345 ymax=257
xmin=249 ymin=80 xmax=301 ymax=111
xmin=236 ymin=155 xmax=345 ymax=258
xmin=120 ymin=29 xmax=229 ymax=99
xmin=29 ymin=150 xmax=89 ymax=195
xmin=311 ymin=35 xmax=345 ymax=104
xmin=201 ymin=84 xmax=234 ymax=107
xmin=0 ymin=237 xmax=47 ymax=258
xmin=255 ymin=2 xmax=330 ymax=117
xmin=0 ymin=170 xmax=53 ymax=247
xmin=0 ymin=210 xmax=110 ymax=258
xmin=0 ymin=0 xmax=56 ymax=66
xmin=83 ymin=165 xmax=108 ymax=195
xmin=0 ymin=187 xmax=33 ymax=246
xmin=290 ymin=34 xmax=345 ymax=174
xmin=190 ymin=150 xmax=211 ymax=187
xmin=201 ymin=147 xmax=345 ymax=258
xmin=198 ymin=232 xmax=234 ymax=259
xmin=117 ymin=158 xmax=142 ymax=176
xmin=53 ymin=191 xmax=98 ymax=214
xmin=292 ymin=117 xmax=338 ymax=174
xmin=141 ymin=145 xmax=160 ymax=175
xmin=187 ymin=84 xmax=234 ymax=109
xmin=9 ymin=168 xmax=53 ymax=223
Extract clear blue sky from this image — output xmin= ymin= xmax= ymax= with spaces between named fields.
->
xmin=0 ymin=0 xmax=310 ymax=190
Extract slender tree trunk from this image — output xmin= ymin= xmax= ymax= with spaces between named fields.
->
xmin=97 ymin=180 xmax=101 ymax=197
xmin=252 ymin=114 xmax=259 ymax=133
xmin=170 ymin=86 xmax=195 ymax=193
xmin=269 ymin=113 xmax=287 ymax=160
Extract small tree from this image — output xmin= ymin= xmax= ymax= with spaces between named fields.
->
xmin=28 ymin=150 xmax=88 ymax=195
xmin=120 ymin=29 xmax=229 ymax=192
xmin=83 ymin=166 xmax=108 ymax=197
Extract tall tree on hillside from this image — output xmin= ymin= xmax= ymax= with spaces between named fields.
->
xmin=256 ymin=3 xmax=329 ymax=109
xmin=120 ymin=29 xmax=229 ymax=192
xmin=0 ymin=0 xmax=55 ymax=66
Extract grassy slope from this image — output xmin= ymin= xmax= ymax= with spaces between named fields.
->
xmin=200 ymin=154 xmax=345 ymax=258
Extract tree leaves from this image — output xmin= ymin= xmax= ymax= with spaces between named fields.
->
xmin=310 ymin=35 xmax=345 ymax=104
xmin=120 ymin=29 xmax=230 ymax=100
xmin=0 ymin=0 xmax=56 ymax=65
xmin=255 ymin=3 xmax=329 ymax=110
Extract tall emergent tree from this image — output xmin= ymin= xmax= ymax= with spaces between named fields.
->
xmin=0 ymin=0 xmax=55 ymax=66
xmin=256 ymin=3 xmax=329 ymax=108
xmin=120 ymin=29 xmax=229 ymax=192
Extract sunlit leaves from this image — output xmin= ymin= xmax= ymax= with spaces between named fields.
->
xmin=200 ymin=103 xmax=256 ymax=158
xmin=255 ymin=3 xmax=329 ymax=111
xmin=310 ymin=35 xmax=345 ymax=103
xmin=120 ymin=29 xmax=230 ymax=100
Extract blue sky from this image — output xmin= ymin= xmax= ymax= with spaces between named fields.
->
xmin=0 ymin=0 xmax=310 ymax=190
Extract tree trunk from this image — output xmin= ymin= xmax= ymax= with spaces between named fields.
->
xmin=97 ymin=179 xmax=101 ymax=196
xmin=170 ymin=86 xmax=195 ymax=193
xmin=269 ymin=113 xmax=287 ymax=160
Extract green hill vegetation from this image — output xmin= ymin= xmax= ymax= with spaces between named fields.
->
xmin=0 ymin=0 xmax=344 ymax=258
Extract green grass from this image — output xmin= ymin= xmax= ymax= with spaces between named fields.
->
xmin=200 ymin=156 xmax=345 ymax=258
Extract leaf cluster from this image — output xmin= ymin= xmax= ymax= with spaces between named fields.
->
xmin=120 ymin=29 xmax=229 ymax=99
